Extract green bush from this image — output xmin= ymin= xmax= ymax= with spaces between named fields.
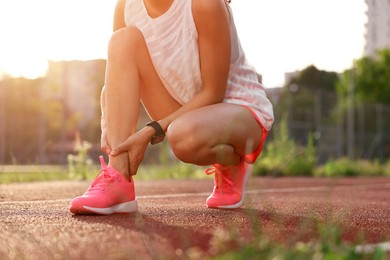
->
xmin=252 ymin=116 xmax=390 ymax=178
xmin=384 ymin=160 xmax=390 ymax=176
xmin=315 ymin=158 xmax=384 ymax=177
xmin=67 ymin=140 xmax=93 ymax=180
xmin=253 ymin=118 xmax=317 ymax=177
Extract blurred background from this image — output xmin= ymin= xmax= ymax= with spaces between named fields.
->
xmin=0 ymin=0 xmax=389 ymax=169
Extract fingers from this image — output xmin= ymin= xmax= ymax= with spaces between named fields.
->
xmin=101 ymin=145 xmax=111 ymax=155
xmin=128 ymin=152 xmax=143 ymax=176
xmin=129 ymin=160 xmax=139 ymax=176
xmin=101 ymin=134 xmax=111 ymax=154
xmin=110 ymin=141 xmax=128 ymax=156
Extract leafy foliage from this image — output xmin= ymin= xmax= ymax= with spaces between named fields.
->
xmin=208 ymin=220 xmax=386 ymax=260
xmin=315 ymin=158 xmax=387 ymax=177
xmin=253 ymin=117 xmax=317 ymax=176
xmin=337 ymin=49 xmax=390 ymax=104
xmin=286 ymin=65 xmax=339 ymax=92
xmin=67 ymin=138 xmax=93 ymax=180
xmin=1 ymin=78 xmax=42 ymax=163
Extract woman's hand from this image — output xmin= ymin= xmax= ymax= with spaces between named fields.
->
xmin=110 ymin=127 xmax=154 ymax=175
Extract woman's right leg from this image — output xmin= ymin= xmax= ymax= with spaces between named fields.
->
xmin=103 ymin=27 xmax=140 ymax=178
xmin=103 ymin=26 xmax=181 ymax=178
xmin=70 ymin=26 xmax=181 ymax=215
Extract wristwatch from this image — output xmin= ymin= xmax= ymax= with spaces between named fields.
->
xmin=146 ymin=121 xmax=165 ymax=145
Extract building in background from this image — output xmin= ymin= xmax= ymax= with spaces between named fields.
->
xmin=40 ymin=60 xmax=106 ymax=163
xmin=364 ymin=0 xmax=390 ymax=57
xmin=45 ymin=60 xmax=106 ymax=126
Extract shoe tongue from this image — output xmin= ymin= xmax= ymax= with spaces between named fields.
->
xmin=106 ymin=165 xmax=125 ymax=180
xmin=206 ymin=164 xmax=226 ymax=174
xmin=99 ymin=155 xmax=107 ymax=168
xmin=215 ymin=164 xmax=236 ymax=174
xmin=103 ymin=171 xmax=116 ymax=181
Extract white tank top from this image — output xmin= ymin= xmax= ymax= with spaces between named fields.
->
xmin=124 ymin=0 xmax=274 ymax=131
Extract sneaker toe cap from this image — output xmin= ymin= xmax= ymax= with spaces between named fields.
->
xmin=69 ymin=196 xmax=83 ymax=213
xmin=206 ymin=193 xmax=242 ymax=208
xmin=206 ymin=195 xmax=222 ymax=208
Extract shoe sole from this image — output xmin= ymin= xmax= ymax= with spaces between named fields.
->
xmin=71 ymin=200 xmax=138 ymax=215
xmin=211 ymin=164 xmax=253 ymax=209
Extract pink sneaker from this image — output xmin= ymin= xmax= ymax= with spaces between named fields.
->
xmin=70 ymin=156 xmax=138 ymax=215
xmin=205 ymin=160 xmax=252 ymax=209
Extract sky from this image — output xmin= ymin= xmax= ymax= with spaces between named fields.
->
xmin=0 ymin=0 xmax=367 ymax=88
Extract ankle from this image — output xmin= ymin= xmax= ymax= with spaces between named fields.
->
xmin=109 ymin=155 xmax=130 ymax=179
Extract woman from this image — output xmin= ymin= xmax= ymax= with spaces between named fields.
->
xmin=70 ymin=0 xmax=274 ymax=215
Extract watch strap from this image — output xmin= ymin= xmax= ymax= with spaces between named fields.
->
xmin=146 ymin=121 xmax=165 ymax=145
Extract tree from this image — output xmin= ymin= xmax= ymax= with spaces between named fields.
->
xmin=2 ymin=77 xmax=42 ymax=163
xmin=337 ymin=49 xmax=390 ymax=104
xmin=279 ymin=65 xmax=340 ymax=124
xmin=277 ymin=65 xmax=339 ymax=127
xmin=286 ymin=65 xmax=339 ymax=92
xmin=336 ymin=49 xmax=390 ymax=162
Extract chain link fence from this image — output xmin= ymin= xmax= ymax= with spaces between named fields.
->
xmin=278 ymin=88 xmax=390 ymax=164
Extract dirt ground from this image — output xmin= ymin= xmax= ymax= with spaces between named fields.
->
xmin=1 ymin=177 xmax=390 ymax=259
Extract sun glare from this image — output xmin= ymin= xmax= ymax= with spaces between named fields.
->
xmin=0 ymin=0 xmax=114 ymax=79
xmin=0 ymin=58 xmax=48 ymax=79
xmin=0 ymin=0 xmax=366 ymax=86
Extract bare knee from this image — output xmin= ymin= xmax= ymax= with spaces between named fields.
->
xmin=167 ymin=118 xmax=205 ymax=164
xmin=107 ymin=26 xmax=144 ymax=60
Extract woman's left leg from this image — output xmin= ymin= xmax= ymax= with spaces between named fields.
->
xmin=167 ymin=103 xmax=263 ymax=166
xmin=167 ymin=103 xmax=265 ymax=209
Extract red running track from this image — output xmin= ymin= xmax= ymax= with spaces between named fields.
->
xmin=0 ymin=177 xmax=389 ymax=259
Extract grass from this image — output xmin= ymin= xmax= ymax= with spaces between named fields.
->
xmin=205 ymin=218 xmax=388 ymax=260
xmin=0 ymin=171 xmax=70 ymax=184
xmin=208 ymin=233 xmax=387 ymax=260
xmin=0 ymin=165 xmax=69 ymax=184
xmin=136 ymin=162 xmax=209 ymax=180
xmin=0 ymin=162 xmax=209 ymax=184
